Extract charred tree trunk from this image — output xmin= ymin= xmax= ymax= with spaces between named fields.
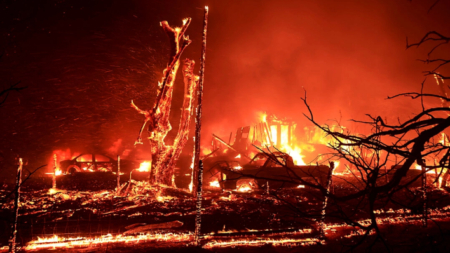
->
xmin=132 ymin=18 xmax=198 ymax=186
xmin=156 ymin=59 xmax=199 ymax=185
xmin=9 ymin=158 xmax=23 ymax=253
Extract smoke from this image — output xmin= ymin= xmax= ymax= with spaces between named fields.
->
xmin=1 ymin=0 xmax=450 ymax=170
xmin=200 ymin=0 xmax=450 ymax=142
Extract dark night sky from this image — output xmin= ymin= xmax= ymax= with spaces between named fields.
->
xmin=1 ymin=0 xmax=450 ymax=175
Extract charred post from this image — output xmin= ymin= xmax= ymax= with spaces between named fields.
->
xmin=319 ymin=161 xmax=335 ymax=238
xmin=192 ymin=6 xmax=209 ymax=196
xmin=117 ymin=155 xmax=121 ymax=193
xmin=194 ymin=160 xmax=204 ymax=246
xmin=52 ymin=154 xmax=57 ymax=189
xmin=422 ymin=163 xmax=428 ymax=227
xmin=9 ymin=158 xmax=23 ymax=253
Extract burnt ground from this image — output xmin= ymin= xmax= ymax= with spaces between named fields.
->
xmin=1 ymin=173 xmax=450 ymax=252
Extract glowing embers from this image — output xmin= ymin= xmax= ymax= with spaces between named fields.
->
xmin=236 ymin=179 xmax=258 ymax=193
xmin=203 ymin=238 xmax=322 ymax=248
xmin=45 ymin=168 xmax=62 ymax=176
xmin=25 ymin=232 xmax=193 ymax=251
xmin=209 ymin=180 xmax=221 ymax=188
xmin=138 ymin=161 xmax=152 ymax=172
xmin=55 ymin=168 xmax=62 ymax=176
xmin=233 ymin=164 xmax=243 ymax=171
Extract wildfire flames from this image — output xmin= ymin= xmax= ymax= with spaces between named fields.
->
xmin=209 ymin=180 xmax=220 ymax=188
xmin=258 ymin=113 xmax=306 ymax=165
xmin=3 ymin=5 xmax=450 ymax=253
xmin=138 ymin=161 xmax=152 ymax=172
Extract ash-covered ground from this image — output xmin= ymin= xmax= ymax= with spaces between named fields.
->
xmin=2 ymin=173 xmax=450 ymax=252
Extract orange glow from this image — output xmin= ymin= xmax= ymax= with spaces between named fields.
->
xmin=138 ymin=161 xmax=151 ymax=172
xmin=414 ymin=164 xmax=422 ymax=170
xmin=258 ymin=112 xmax=267 ymax=123
xmin=284 ymin=145 xmax=306 ymax=165
xmin=233 ymin=164 xmax=243 ymax=171
xmin=237 ymin=185 xmax=252 ymax=193
xmin=251 ymin=113 xmax=307 ymax=165
xmin=209 ymin=180 xmax=221 ymax=188
xmin=203 ymin=238 xmax=321 ymax=248
xmin=202 ymin=147 xmax=212 ymax=156
xmin=25 ymin=233 xmax=193 ymax=251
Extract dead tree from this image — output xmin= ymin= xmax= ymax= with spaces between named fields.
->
xmin=132 ymin=18 xmax=198 ymax=186
xmin=295 ymin=29 xmax=450 ymax=249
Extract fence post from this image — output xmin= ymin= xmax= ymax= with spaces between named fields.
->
xmin=422 ymin=163 xmax=428 ymax=227
xmin=194 ymin=160 xmax=204 ymax=246
xmin=9 ymin=158 xmax=23 ymax=253
xmin=319 ymin=161 xmax=335 ymax=238
xmin=117 ymin=155 xmax=121 ymax=193
xmin=52 ymin=154 xmax=57 ymax=189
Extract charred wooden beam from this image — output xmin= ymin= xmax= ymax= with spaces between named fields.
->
xmin=212 ymin=134 xmax=251 ymax=160
xmin=123 ymin=221 xmax=183 ymax=235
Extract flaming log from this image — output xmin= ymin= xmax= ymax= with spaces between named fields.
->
xmin=132 ymin=17 xmax=195 ymax=185
xmin=9 ymin=158 xmax=23 ymax=253
xmin=123 ymin=221 xmax=183 ymax=235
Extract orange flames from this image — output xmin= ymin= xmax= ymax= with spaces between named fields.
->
xmin=209 ymin=180 xmax=221 ymax=188
xmin=251 ymin=113 xmax=306 ymax=165
xmin=137 ymin=161 xmax=151 ymax=172
xmin=233 ymin=164 xmax=243 ymax=171
xmin=236 ymin=179 xmax=257 ymax=192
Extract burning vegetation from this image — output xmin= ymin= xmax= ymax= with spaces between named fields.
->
xmin=2 ymin=3 xmax=450 ymax=253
